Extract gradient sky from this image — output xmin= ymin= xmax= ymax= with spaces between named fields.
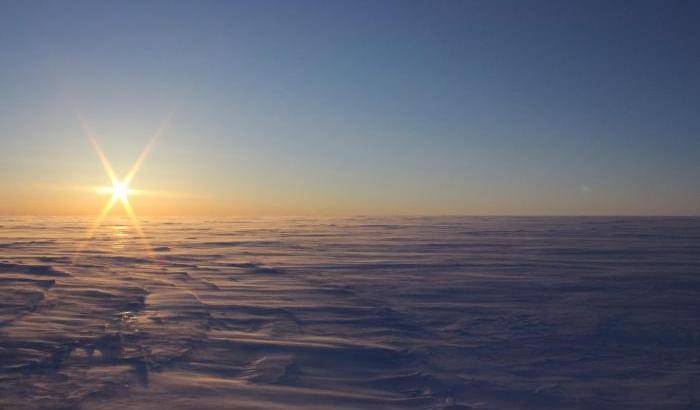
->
xmin=1 ymin=0 xmax=699 ymax=216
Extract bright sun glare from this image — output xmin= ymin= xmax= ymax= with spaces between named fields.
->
xmin=95 ymin=181 xmax=133 ymax=201
xmin=112 ymin=181 xmax=130 ymax=201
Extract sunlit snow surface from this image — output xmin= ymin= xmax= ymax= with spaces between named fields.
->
xmin=1 ymin=216 xmax=699 ymax=409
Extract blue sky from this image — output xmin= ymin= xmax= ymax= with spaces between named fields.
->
xmin=1 ymin=0 xmax=699 ymax=215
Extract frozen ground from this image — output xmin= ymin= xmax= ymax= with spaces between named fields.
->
xmin=1 ymin=216 xmax=699 ymax=409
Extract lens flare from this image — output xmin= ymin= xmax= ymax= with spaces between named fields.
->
xmin=75 ymin=114 xmax=172 ymax=257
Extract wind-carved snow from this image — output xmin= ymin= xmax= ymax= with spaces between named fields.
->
xmin=1 ymin=216 xmax=699 ymax=409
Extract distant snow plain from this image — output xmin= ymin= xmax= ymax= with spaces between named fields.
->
xmin=1 ymin=216 xmax=699 ymax=409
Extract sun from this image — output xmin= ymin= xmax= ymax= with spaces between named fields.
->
xmin=95 ymin=181 xmax=134 ymax=202
xmin=77 ymin=117 xmax=169 ymax=257
xmin=112 ymin=181 xmax=130 ymax=202
xmin=73 ymin=109 xmax=176 ymax=260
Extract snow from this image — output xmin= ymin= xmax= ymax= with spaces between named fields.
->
xmin=1 ymin=216 xmax=699 ymax=409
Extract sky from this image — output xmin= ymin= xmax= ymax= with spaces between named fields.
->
xmin=1 ymin=0 xmax=699 ymax=216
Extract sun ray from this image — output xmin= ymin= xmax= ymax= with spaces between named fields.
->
xmin=123 ymin=113 xmax=173 ymax=187
xmin=94 ymin=194 xmax=120 ymax=232
xmin=89 ymin=137 xmax=119 ymax=186
xmin=79 ymin=115 xmax=119 ymax=185
xmin=121 ymin=197 xmax=153 ymax=256
xmin=74 ymin=194 xmax=119 ymax=257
